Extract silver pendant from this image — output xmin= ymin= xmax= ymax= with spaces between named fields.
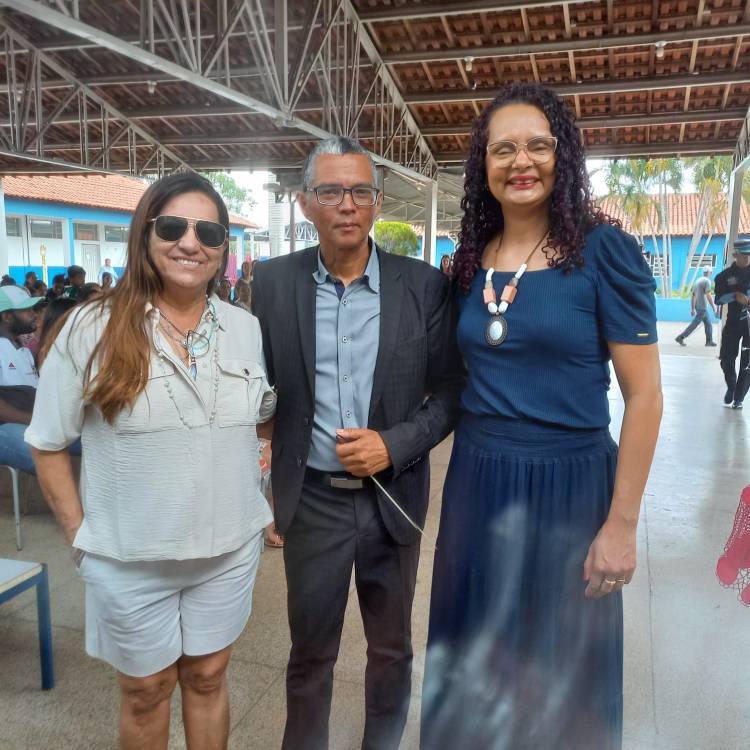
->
xmin=485 ymin=314 xmax=507 ymax=346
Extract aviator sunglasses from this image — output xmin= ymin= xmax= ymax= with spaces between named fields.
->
xmin=149 ymin=215 xmax=228 ymax=248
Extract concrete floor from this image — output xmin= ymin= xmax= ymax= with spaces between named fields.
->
xmin=1 ymin=320 xmax=749 ymax=749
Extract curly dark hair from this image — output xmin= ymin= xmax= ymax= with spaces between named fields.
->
xmin=453 ymin=82 xmax=618 ymax=292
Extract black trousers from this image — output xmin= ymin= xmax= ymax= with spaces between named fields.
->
xmin=720 ymin=322 xmax=750 ymax=403
xmin=282 ymin=479 xmax=420 ymax=750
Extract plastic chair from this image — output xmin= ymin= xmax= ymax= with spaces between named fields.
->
xmin=0 ymin=559 xmax=54 ymax=689
xmin=2 ymin=465 xmax=23 ymax=550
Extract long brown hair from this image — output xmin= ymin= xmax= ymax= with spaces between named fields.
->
xmin=81 ymin=172 xmax=229 ymax=423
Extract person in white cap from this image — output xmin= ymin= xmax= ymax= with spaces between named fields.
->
xmin=0 ymin=285 xmax=40 ymax=473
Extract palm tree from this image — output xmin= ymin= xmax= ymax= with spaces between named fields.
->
xmin=604 ymin=159 xmax=670 ymax=295
xmin=680 ymin=156 xmax=731 ymax=295
xmin=645 ymin=158 xmax=682 ymax=297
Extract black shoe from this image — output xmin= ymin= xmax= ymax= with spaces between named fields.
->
xmin=706 ymin=341 xmax=717 ymax=347
xmin=732 ymin=401 xmax=744 ymax=410
xmin=675 ymin=336 xmax=686 ymax=347
xmin=725 ymin=389 xmax=735 ymax=405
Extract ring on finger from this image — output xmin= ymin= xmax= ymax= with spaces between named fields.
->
xmin=602 ymin=579 xmax=616 ymax=587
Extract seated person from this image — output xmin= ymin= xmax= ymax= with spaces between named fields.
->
xmin=217 ymin=276 xmax=232 ymax=302
xmin=234 ymin=278 xmax=252 ymax=311
xmin=46 ymin=274 xmax=66 ymax=301
xmin=0 ymin=286 xmax=39 ymax=474
xmin=37 ymin=298 xmax=78 ymax=367
xmin=31 ymin=280 xmax=48 ymax=298
xmin=78 ymin=282 xmax=102 ymax=302
xmin=63 ymin=265 xmax=86 ymax=300
xmin=23 ymin=271 xmax=38 ymax=294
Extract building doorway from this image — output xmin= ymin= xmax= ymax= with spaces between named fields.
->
xmin=80 ymin=243 xmax=101 ymax=283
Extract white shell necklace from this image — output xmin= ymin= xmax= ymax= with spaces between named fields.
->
xmin=483 ymin=231 xmax=548 ymax=346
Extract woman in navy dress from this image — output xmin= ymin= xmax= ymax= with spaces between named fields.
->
xmin=421 ymin=84 xmax=662 ymax=749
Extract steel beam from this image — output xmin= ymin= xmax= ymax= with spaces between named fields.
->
xmin=0 ymin=23 xmax=188 ymax=174
xmin=404 ymin=71 xmax=750 ymax=105
xmin=0 ymin=147 xmax=134 ymax=173
xmin=381 ymin=22 xmax=750 ymax=65
xmin=419 ymin=108 xmax=748 ymax=137
xmin=35 ymin=106 xmax=744 ymax=149
xmin=358 ymin=1 xmax=591 ymax=22
xmin=1 ymin=0 xmax=435 ymax=182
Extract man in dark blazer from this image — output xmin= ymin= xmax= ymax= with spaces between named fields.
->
xmin=252 ymin=136 xmax=464 ymax=750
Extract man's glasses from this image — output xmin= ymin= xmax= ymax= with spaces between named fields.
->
xmin=486 ymin=136 xmax=558 ymax=167
xmin=306 ymin=185 xmax=380 ymax=206
xmin=149 ymin=215 xmax=228 ymax=248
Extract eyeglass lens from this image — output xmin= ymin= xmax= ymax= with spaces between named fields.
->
xmin=488 ymin=137 xmax=557 ymax=164
xmin=153 ymin=215 xmax=227 ymax=248
xmin=314 ymin=186 xmax=379 ymax=206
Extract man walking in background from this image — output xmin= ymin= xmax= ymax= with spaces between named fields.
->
xmin=98 ymin=257 xmax=118 ymax=286
xmin=675 ymin=267 xmax=718 ymax=347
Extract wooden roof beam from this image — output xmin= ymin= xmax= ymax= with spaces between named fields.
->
xmin=381 ymin=22 xmax=750 ymax=64
xmin=403 ymin=71 xmax=750 ymax=104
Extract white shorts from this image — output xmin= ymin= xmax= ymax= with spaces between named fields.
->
xmin=79 ymin=532 xmax=263 ymax=678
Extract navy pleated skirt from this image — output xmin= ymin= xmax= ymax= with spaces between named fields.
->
xmin=421 ymin=414 xmax=623 ymax=750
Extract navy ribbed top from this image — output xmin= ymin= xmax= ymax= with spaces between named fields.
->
xmin=457 ymin=224 xmax=657 ymax=429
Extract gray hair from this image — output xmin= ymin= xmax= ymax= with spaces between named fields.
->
xmin=302 ymin=136 xmax=378 ymax=188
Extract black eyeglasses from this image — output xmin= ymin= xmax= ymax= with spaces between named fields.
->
xmin=149 ymin=215 xmax=228 ymax=248
xmin=306 ymin=185 xmax=380 ymax=206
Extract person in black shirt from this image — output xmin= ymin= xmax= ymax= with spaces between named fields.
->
xmin=714 ymin=239 xmax=750 ymax=408
xmin=46 ymin=273 xmax=66 ymax=300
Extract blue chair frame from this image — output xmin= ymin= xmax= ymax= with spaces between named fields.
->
xmin=0 ymin=562 xmax=54 ymax=689
xmin=2 ymin=464 xmax=23 ymax=550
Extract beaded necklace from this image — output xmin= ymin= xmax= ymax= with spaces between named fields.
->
xmin=157 ymin=299 xmax=218 ymax=380
xmin=156 ymin=344 xmax=221 ymax=427
xmin=483 ymin=232 xmax=548 ymax=346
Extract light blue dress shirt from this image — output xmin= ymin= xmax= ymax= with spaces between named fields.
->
xmin=307 ymin=246 xmax=381 ymax=471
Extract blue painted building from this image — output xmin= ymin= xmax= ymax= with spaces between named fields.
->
xmin=416 ymin=234 xmax=457 ymax=269
xmin=1 ymin=173 xmax=257 ymax=285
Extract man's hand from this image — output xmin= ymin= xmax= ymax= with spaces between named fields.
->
xmin=335 ymin=428 xmax=392 ymax=477
xmin=736 ymin=292 xmax=750 ymax=306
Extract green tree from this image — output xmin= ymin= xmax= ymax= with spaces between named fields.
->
xmin=604 ymin=159 xmax=665 ymax=294
xmin=374 ymin=221 xmax=419 ymax=256
xmin=680 ymin=156 xmax=731 ymax=294
xmin=199 ymin=172 xmax=255 ymax=215
xmin=646 ymin=157 xmax=683 ymax=297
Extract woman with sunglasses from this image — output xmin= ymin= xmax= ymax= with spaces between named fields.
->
xmin=25 ymin=172 xmax=275 ymax=750
xmin=420 ymin=84 xmax=662 ymax=749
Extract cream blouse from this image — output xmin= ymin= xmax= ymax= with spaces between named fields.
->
xmin=25 ymin=296 xmax=275 ymax=562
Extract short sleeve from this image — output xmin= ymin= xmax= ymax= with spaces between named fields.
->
xmin=24 ymin=307 xmax=101 ymax=451
xmin=593 ymin=225 xmax=658 ymax=345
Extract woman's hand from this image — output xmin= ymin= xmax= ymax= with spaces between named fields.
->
xmin=583 ymin=516 xmax=637 ymax=599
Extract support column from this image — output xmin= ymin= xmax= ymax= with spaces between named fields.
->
xmin=0 ymin=178 xmax=7 ymax=275
xmin=422 ymin=179 xmax=438 ymax=266
xmin=288 ymin=190 xmax=296 ymax=253
xmin=726 ymin=163 xmax=748 ymax=267
xmin=269 ymin=194 xmax=285 ymax=258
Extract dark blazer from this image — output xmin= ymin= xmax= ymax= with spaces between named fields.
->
xmin=252 ymin=244 xmax=465 ymax=545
